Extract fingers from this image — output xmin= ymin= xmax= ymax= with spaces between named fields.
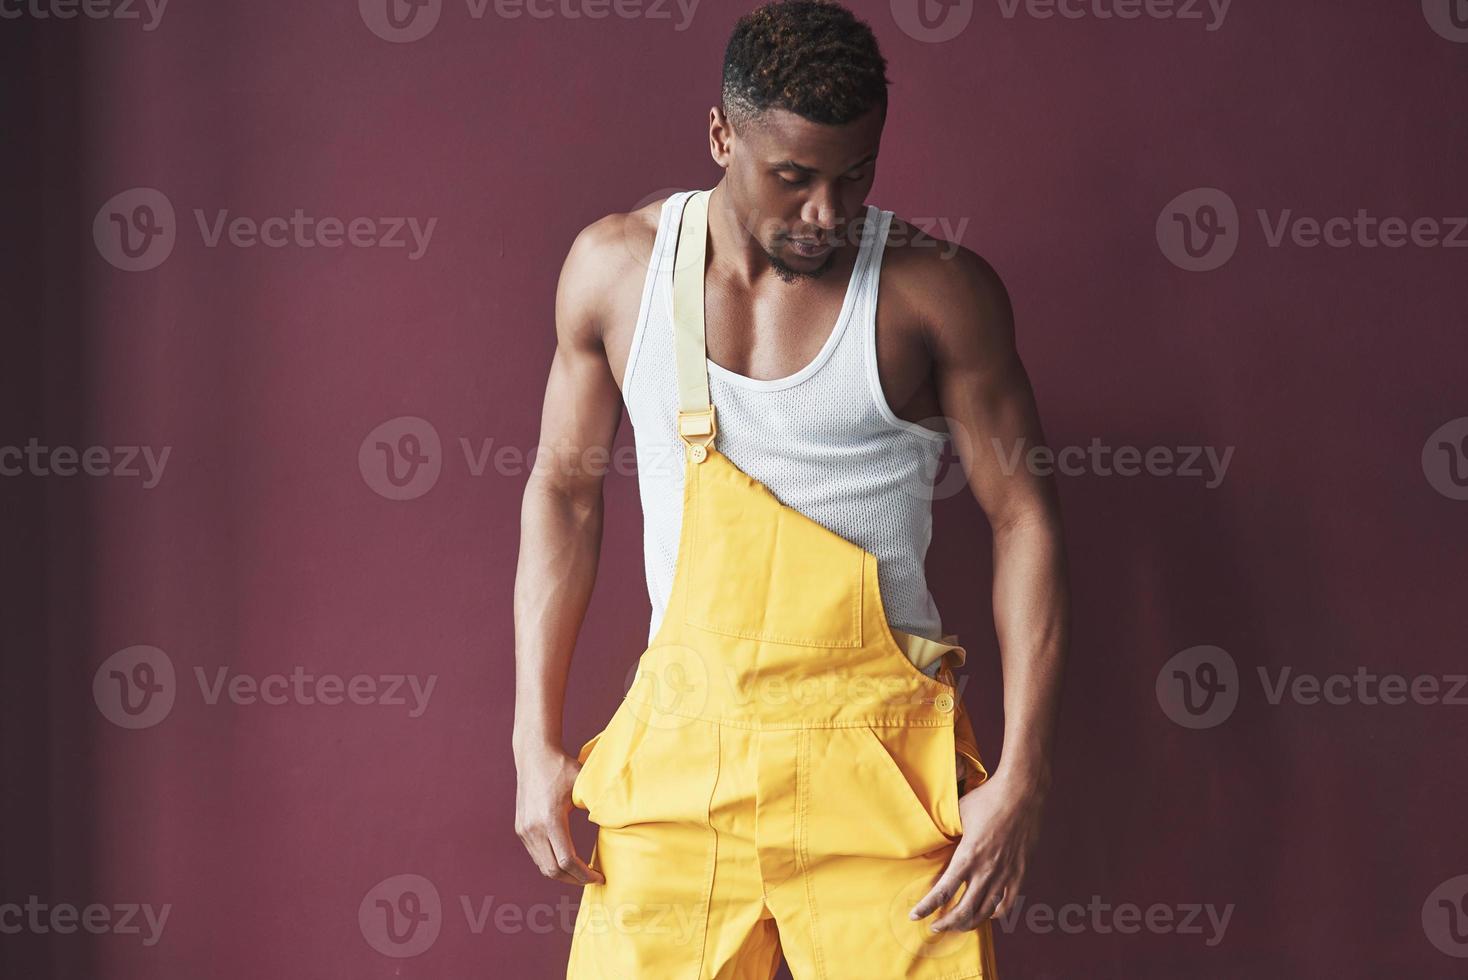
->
xmin=523 ymin=829 xmax=600 ymax=886
xmin=991 ymin=875 xmax=1021 ymax=920
xmin=521 ymin=831 xmax=575 ymax=886
xmin=930 ymin=875 xmax=1003 ymax=933
xmin=546 ymin=817 xmax=606 ymax=886
xmin=909 ymin=855 xmax=968 ymax=921
xmin=518 ymin=808 xmax=605 ymax=887
xmin=910 ymin=847 xmax=1008 ymax=933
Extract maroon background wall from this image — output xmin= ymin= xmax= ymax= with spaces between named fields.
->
xmin=3 ymin=1 xmax=1466 ymax=977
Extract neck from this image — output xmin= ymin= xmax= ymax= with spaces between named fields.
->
xmin=706 ymin=180 xmax=851 ymax=287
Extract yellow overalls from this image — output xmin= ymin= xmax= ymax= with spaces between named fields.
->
xmin=566 ymin=189 xmax=1000 ymax=979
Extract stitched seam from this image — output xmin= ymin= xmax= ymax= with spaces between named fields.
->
xmin=619 ymin=700 xmax=951 ymax=731
xmin=860 ymin=725 xmax=954 ymax=842
xmin=797 ymin=729 xmax=829 ymax=980
xmin=873 ymin=616 xmax=964 ymax=697
xmin=683 ymin=617 xmax=863 ymax=649
xmin=683 ymin=459 xmax=864 ymax=649
xmin=692 ymin=721 xmax=721 ymax=978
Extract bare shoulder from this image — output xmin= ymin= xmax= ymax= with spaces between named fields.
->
xmin=879 ymin=214 xmax=1015 ymax=357
xmin=556 ymin=196 xmax=667 ymax=349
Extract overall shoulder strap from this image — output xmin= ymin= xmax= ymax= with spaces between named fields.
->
xmin=671 ymin=189 xmax=717 ymax=456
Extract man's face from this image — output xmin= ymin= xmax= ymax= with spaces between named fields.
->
xmin=720 ymin=105 xmax=885 ymax=281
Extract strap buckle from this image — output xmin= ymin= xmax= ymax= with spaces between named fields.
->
xmin=677 ymin=406 xmax=718 ymax=457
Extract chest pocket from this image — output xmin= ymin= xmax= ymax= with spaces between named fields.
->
xmin=684 ymin=459 xmax=865 ymax=648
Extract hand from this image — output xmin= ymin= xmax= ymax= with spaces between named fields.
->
xmin=513 ymin=743 xmax=606 ymax=886
xmin=908 ymin=768 xmax=1047 ymax=931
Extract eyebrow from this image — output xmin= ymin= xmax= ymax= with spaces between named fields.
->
xmin=773 ymin=152 xmax=878 ymax=175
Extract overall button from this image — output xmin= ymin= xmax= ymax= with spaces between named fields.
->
xmin=687 ymin=444 xmax=707 ymax=463
xmin=934 ymin=693 xmax=955 ymax=713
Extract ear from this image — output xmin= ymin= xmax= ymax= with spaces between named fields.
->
xmin=709 ymin=106 xmax=734 ymax=169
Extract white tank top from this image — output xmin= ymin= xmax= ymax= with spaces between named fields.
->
xmin=622 ymin=190 xmax=951 ymax=675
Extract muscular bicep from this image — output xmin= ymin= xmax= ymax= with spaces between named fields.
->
xmin=535 ymin=224 xmax=626 ymax=493
xmin=927 ymin=251 xmax=1060 ymax=529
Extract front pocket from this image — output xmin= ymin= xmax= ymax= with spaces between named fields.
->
xmin=861 ymin=724 xmax=964 ymax=841
xmin=569 ymin=699 xmax=641 ymax=817
xmin=806 ymin=725 xmax=961 ymax=859
xmin=589 ymin=707 xmax=718 ymax=831
xmin=569 ymin=730 xmax=604 ymax=812
xmin=685 ymin=463 xmax=864 ymax=648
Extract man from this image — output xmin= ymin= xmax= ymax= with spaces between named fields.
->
xmin=513 ymin=1 xmax=1068 ymax=976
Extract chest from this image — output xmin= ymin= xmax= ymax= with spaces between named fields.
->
xmin=610 ymin=257 xmax=940 ymax=424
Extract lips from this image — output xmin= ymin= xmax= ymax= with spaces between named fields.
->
xmin=788 ymin=238 xmax=833 ymax=257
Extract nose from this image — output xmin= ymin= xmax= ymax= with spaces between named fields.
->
xmin=800 ymin=189 xmax=840 ymax=233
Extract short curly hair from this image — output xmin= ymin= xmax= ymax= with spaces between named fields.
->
xmin=721 ymin=0 xmax=890 ymax=130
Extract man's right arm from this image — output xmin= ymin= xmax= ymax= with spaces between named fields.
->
xmin=511 ymin=213 xmax=631 ymax=886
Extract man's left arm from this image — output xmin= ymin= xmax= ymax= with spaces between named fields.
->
xmin=907 ymin=245 xmax=1071 ymax=932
